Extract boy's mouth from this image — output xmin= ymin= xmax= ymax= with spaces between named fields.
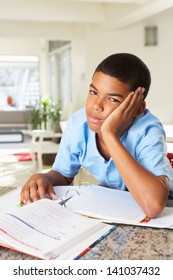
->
xmin=88 ymin=114 xmax=103 ymax=124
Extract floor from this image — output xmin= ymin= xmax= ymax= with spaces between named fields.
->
xmin=0 ymin=134 xmax=98 ymax=189
xmin=0 ymin=137 xmax=43 ymax=188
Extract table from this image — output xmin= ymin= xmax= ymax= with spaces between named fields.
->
xmin=0 ymin=187 xmax=173 ymax=260
xmin=30 ymin=130 xmax=62 ymax=171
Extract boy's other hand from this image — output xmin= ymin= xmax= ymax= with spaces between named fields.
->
xmin=101 ymin=87 xmax=145 ymax=137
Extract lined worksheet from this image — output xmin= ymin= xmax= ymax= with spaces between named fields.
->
xmin=0 ymin=198 xmax=113 ymax=259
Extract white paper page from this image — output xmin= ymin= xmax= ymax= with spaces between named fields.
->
xmin=66 ymin=186 xmax=147 ymax=223
xmin=0 ymin=185 xmax=83 ymax=213
xmin=54 ymin=185 xmax=81 ymax=198
xmin=66 ymin=186 xmax=173 ymax=228
xmin=0 ymin=188 xmax=22 ymax=212
xmin=56 ymin=224 xmax=115 ymax=260
xmin=141 ymin=207 xmax=173 ymax=228
xmin=0 ymin=199 xmax=112 ymax=259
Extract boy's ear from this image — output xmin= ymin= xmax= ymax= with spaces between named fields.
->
xmin=135 ymin=100 xmax=146 ymax=117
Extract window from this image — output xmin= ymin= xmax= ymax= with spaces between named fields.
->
xmin=0 ymin=55 xmax=40 ymax=110
xmin=48 ymin=42 xmax=72 ymax=113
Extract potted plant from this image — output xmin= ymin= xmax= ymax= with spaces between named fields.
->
xmin=39 ymin=97 xmax=62 ymax=131
xmin=48 ymin=99 xmax=62 ymax=131
xmin=28 ymin=108 xmax=41 ymax=130
xmin=39 ymin=97 xmax=49 ymax=130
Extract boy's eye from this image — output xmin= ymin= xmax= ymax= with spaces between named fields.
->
xmin=89 ymin=90 xmax=97 ymax=95
xmin=108 ymin=97 xmax=121 ymax=103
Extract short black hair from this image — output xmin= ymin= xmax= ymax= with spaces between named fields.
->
xmin=94 ymin=53 xmax=151 ymax=99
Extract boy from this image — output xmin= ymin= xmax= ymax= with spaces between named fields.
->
xmin=21 ymin=53 xmax=173 ymax=218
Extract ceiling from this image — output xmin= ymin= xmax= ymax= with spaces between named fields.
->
xmin=0 ymin=0 xmax=173 ymax=31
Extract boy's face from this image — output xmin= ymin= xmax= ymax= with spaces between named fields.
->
xmin=86 ymin=71 xmax=131 ymax=133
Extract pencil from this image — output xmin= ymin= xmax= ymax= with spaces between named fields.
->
xmin=18 ymin=198 xmax=23 ymax=208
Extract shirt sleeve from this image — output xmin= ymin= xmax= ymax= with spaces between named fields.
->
xmin=135 ymin=125 xmax=169 ymax=177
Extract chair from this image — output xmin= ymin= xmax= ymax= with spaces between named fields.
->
xmin=30 ymin=130 xmax=62 ymax=172
xmin=167 ymin=153 xmax=173 ymax=168
xmin=59 ymin=120 xmax=67 ymax=133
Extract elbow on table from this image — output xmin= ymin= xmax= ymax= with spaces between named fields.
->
xmin=144 ymin=201 xmax=166 ymax=219
xmin=143 ymin=183 xmax=169 ymax=219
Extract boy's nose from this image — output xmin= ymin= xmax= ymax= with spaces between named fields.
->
xmin=93 ymin=100 xmax=103 ymax=112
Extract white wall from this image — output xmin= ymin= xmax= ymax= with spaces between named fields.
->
xmin=0 ymin=8 xmax=173 ymax=123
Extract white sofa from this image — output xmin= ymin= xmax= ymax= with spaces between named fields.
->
xmin=0 ymin=109 xmax=32 ymax=130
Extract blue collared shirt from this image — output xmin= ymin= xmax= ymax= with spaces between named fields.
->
xmin=53 ymin=108 xmax=173 ymax=196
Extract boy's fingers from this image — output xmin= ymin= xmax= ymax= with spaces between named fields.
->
xmin=47 ymin=185 xmax=58 ymax=200
xmin=127 ymin=87 xmax=145 ymax=112
xmin=38 ymin=185 xmax=47 ymax=199
xmin=49 ymin=192 xmax=58 ymax=200
xmin=29 ymin=186 xmax=39 ymax=202
xmin=20 ymin=189 xmax=31 ymax=204
xmin=133 ymin=87 xmax=145 ymax=100
xmin=118 ymin=86 xmax=144 ymax=111
xmin=38 ymin=184 xmax=57 ymax=200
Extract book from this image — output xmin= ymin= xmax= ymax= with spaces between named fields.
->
xmin=0 ymin=187 xmax=115 ymax=260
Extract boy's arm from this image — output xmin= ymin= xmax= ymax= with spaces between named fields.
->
xmin=20 ymin=170 xmax=74 ymax=204
xmin=101 ymin=88 xmax=169 ymax=218
xmin=103 ymin=133 xmax=168 ymax=218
